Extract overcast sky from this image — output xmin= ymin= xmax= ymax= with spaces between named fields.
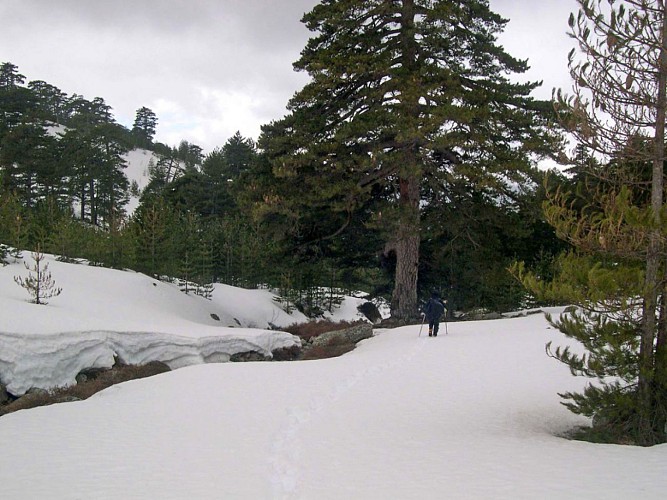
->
xmin=0 ymin=0 xmax=576 ymax=154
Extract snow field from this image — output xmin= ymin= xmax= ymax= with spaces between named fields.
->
xmin=1 ymin=251 xmax=666 ymax=498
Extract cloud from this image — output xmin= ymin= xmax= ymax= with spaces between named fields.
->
xmin=493 ymin=0 xmax=574 ymax=98
xmin=0 ymin=0 xmax=572 ymax=154
xmin=0 ymin=0 xmax=317 ymax=152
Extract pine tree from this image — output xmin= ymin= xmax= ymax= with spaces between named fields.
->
xmin=103 ymin=211 xmax=135 ymax=269
xmin=61 ymin=118 xmax=130 ymax=226
xmin=0 ymin=191 xmax=26 ymax=262
xmin=1 ymin=123 xmax=63 ymax=208
xmin=220 ymin=131 xmax=256 ymax=180
xmin=177 ymin=140 xmax=203 ymax=172
xmin=177 ymin=211 xmax=200 ymax=294
xmin=47 ymin=212 xmax=84 ymax=263
xmin=520 ymin=0 xmax=667 ymax=445
xmin=0 ymin=190 xmax=8 ymax=263
xmin=194 ymin=232 xmax=215 ymax=299
xmin=260 ymin=0 xmax=558 ymax=321
xmin=28 ymin=80 xmax=68 ymax=124
xmin=14 ymin=245 xmax=62 ymax=305
xmin=0 ymin=62 xmax=25 ymax=88
xmin=200 ymin=133 xmax=257 ymax=217
xmin=132 ymin=197 xmax=178 ymax=278
xmin=178 ymin=249 xmax=195 ymax=294
xmin=131 ymin=106 xmax=157 ymax=148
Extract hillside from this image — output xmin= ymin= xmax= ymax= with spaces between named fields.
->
xmin=123 ymin=147 xmax=157 ymax=214
xmin=0 ymin=251 xmax=375 ymax=396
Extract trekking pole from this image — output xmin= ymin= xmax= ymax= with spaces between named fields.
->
xmin=418 ymin=312 xmax=426 ymax=337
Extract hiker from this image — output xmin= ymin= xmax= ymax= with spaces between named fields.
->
xmin=423 ymin=291 xmax=446 ymax=337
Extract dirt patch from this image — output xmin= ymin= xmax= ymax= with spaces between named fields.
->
xmin=0 ymin=361 xmax=170 ymax=416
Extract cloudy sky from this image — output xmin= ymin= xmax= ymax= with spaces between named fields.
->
xmin=0 ymin=0 xmax=576 ymax=154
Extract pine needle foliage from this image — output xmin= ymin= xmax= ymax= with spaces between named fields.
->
xmin=259 ymin=0 xmax=559 ymax=321
xmin=518 ymin=0 xmax=667 ymax=445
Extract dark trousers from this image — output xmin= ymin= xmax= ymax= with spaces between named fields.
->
xmin=429 ymin=316 xmax=441 ymax=335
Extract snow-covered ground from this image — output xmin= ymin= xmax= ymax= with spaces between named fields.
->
xmin=1 ymin=252 xmax=666 ymax=498
xmin=0 ymin=251 xmax=376 ymax=396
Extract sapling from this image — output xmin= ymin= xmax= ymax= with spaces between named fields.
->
xmin=14 ymin=246 xmax=62 ymax=305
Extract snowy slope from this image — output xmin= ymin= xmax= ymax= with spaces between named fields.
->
xmin=0 ymin=252 xmax=306 ymax=395
xmin=123 ymin=147 xmax=157 ymax=214
xmin=0 ymin=310 xmax=665 ymax=499
xmin=0 ymin=250 xmax=378 ymax=396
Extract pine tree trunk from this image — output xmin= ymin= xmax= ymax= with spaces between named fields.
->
xmin=389 ymin=0 xmax=420 ymax=322
xmin=655 ymin=265 xmax=667 ymax=437
xmin=80 ymin=185 xmax=86 ymax=221
xmin=390 ymin=176 xmax=420 ymax=321
xmin=639 ymin=2 xmax=667 ymax=444
xmin=89 ymin=179 xmax=97 ymax=226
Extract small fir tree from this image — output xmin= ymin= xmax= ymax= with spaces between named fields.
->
xmin=194 ymin=234 xmax=215 ymax=300
xmin=14 ymin=245 xmax=62 ymax=304
xmin=196 ymin=281 xmax=214 ymax=300
xmin=178 ymin=250 xmax=195 ymax=294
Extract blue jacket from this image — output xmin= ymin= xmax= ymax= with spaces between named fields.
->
xmin=424 ymin=297 xmax=445 ymax=321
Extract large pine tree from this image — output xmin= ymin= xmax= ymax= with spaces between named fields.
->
xmin=260 ymin=0 xmax=557 ymax=320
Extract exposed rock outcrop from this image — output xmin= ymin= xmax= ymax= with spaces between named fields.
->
xmin=357 ymin=302 xmax=382 ymax=324
xmin=310 ymin=322 xmax=373 ymax=347
xmin=231 ymin=351 xmax=270 ymax=362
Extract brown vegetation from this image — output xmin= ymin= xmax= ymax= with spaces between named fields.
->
xmin=0 ymin=361 xmax=170 ymax=416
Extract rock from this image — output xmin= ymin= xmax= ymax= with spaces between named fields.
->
xmin=461 ymin=309 xmax=503 ymax=321
xmin=0 ymin=383 xmax=9 ymax=405
xmin=271 ymin=345 xmax=301 ymax=361
xmin=25 ymin=387 xmax=49 ymax=396
xmin=210 ymin=313 xmax=220 ymax=321
xmin=230 ymin=351 xmax=270 ymax=362
xmin=76 ymin=367 xmax=110 ymax=384
xmin=52 ymin=395 xmax=82 ymax=404
xmin=141 ymin=360 xmax=171 ymax=373
xmin=357 ymin=302 xmax=382 ymax=324
xmin=378 ymin=316 xmax=412 ymax=328
xmin=311 ymin=323 xmax=373 ymax=347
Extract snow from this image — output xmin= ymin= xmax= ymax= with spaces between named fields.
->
xmin=1 ymin=253 xmax=666 ymax=498
xmin=0 ymin=252 xmax=313 ymax=395
xmin=123 ymin=147 xmax=159 ymax=214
